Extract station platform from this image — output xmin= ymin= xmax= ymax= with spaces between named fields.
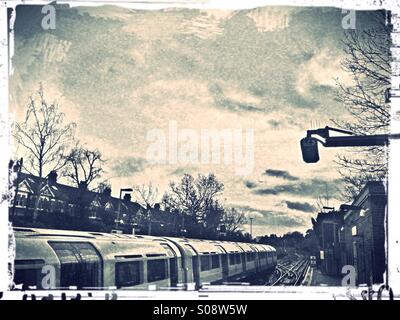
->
xmin=304 ymin=267 xmax=342 ymax=287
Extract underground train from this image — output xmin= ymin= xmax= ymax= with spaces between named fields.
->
xmin=12 ymin=227 xmax=277 ymax=290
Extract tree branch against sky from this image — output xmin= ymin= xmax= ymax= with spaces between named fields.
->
xmin=63 ymin=144 xmax=105 ymax=189
xmin=13 ymin=85 xmax=76 ymax=178
xmin=333 ymin=11 xmax=391 ymax=201
xmin=133 ymin=183 xmax=159 ymax=208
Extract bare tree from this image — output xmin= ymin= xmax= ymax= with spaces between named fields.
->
xmin=94 ymin=180 xmax=112 ymax=193
xmin=13 ymin=85 xmax=76 ymax=178
xmin=333 ymin=11 xmax=391 ymax=201
xmin=162 ymin=173 xmax=224 ymax=220
xmin=133 ymin=183 xmax=159 ymax=208
xmin=63 ymin=145 xmax=105 ymax=189
xmin=162 ymin=173 xmax=224 ymax=236
xmin=222 ymin=207 xmax=247 ymax=233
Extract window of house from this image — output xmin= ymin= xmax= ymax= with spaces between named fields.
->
xmin=147 ymin=259 xmax=167 ymax=282
xmin=115 ymin=261 xmax=142 ymax=288
xmin=50 ymin=199 xmax=56 ymax=212
xmin=15 ymin=193 xmax=27 ymax=207
xmin=89 ymin=210 xmax=97 ymax=219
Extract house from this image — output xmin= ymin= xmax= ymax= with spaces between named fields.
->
xmin=9 ymin=170 xmax=145 ymax=233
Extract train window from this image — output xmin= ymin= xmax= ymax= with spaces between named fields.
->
xmin=200 ymin=255 xmax=211 ymax=271
xmin=115 ymin=261 xmax=142 ymax=288
xmin=229 ymin=254 xmax=235 ymax=265
xmin=147 ymin=259 xmax=167 ymax=282
xmin=13 ymin=259 xmax=45 ymax=290
xmin=235 ymin=253 xmax=241 ymax=264
xmin=49 ymin=242 xmax=102 ymax=288
xmin=246 ymin=252 xmax=255 ymax=261
xmin=211 ymin=255 xmax=220 ymax=269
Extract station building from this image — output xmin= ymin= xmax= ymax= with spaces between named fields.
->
xmin=340 ymin=181 xmax=386 ymax=285
xmin=312 ymin=181 xmax=387 ymax=285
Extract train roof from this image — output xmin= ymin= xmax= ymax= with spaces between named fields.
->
xmin=13 ymin=227 xmax=276 ymax=256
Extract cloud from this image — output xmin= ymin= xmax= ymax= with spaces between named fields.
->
xmin=237 ymin=205 xmax=305 ymax=228
xmin=264 ymin=169 xmax=299 ymax=181
xmin=244 ymin=180 xmax=257 ymax=189
xmin=112 ymin=157 xmax=147 ymax=177
xmin=253 ymin=178 xmax=342 ymax=198
xmin=284 ymin=200 xmax=315 ymax=213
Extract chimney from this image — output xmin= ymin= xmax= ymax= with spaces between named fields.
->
xmin=78 ymin=181 xmax=88 ymax=190
xmin=103 ymin=187 xmax=111 ymax=197
xmin=123 ymin=193 xmax=132 ymax=202
xmin=48 ymin=170 xmax=58 ymax=185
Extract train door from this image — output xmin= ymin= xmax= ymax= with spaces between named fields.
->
xmin=185 ymin=244 xmax=200 ymax=288
xmin=49 ymin=241 xmax=102 ymax=289
xmin=249 ymin=245 xmax=259 ymax=272
xmin=191 ymin=255 xmax=200 ymax=287
xmin=216 ymin=246 xmax=229 ymax=282
xmin=241 ymin=253 xmax=246 ymax=273
xmin=160 ymin=243 xmax=178 ymax=287
xmin=169 ymin=258 xmax=178 ymax=287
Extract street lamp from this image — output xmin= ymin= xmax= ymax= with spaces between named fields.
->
xmin=300 ymin=126 xmax=400 ymax=163
xmin=249 ymin=217 xmax=254 ymax=239
xmin=115 ymin=187 xmax=133 ymax=231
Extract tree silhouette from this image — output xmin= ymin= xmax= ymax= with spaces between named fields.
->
xmin=13 ymin=84 xmax=76 ymax=178
xmin=333 ymin=11 xmax=391 ymax=200
xmin=63 ymin=144 xmax=105 ymax=189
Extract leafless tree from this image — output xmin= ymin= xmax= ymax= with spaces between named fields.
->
xmin=94 ymin=180 xmax=112 ymax=193
xmin=13 ymin=85 xmax=76 ymax=178
xmin=63 ymin=145 xmax=105 ymax=189
xmin=333 ymin=11 xmax=391 ymax=201
xmin=133 ymin=183 xmax=159 ymax=208
xmin=162 ymin=173 xmax=224 ymax=220
xmin=222 ymin=207 xmax=247 ymax=233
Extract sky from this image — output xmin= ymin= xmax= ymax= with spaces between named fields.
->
xmin=9 ymin=4 xmax=383 ymax=236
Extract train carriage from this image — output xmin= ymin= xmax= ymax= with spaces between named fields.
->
xmin=12 ymin=227 xmax=277 ymax=290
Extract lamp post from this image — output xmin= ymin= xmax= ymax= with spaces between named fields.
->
xmin=249 ymin=217 xmax=254 ymax=240
xmin=11 ymin=158 xmax=23 ymax=219
xmin=115 ymin=187 xmax=133 ymax=231
xmin=300 ymin=126 xmax=400 ymax=163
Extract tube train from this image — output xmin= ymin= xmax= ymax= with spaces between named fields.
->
xmin=12 ymin=227 xmax=277 ymax=290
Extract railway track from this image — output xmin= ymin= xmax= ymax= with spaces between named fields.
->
xmin=270 ymin=257 xmax=310 ymax=286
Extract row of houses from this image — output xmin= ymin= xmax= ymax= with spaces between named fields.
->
xmin=9 ymin=167 xmax=180 ymax=235
xmin=312 ymin=181 xmax=386 ymax=286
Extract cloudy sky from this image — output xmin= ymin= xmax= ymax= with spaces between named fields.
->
xmin=9 ymin=4 xmax=381 ymax=236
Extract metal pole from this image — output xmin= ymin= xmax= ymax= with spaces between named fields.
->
xmin=250 ymin=217 xmax=253 ymax=239
xmin=116 ymin=188 xmax=122 ymax=230
xmin=11 ymin=158 xmax=23 ymax=219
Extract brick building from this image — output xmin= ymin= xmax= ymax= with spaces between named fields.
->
xmin=312 ymin=181 xmax=387 ymax=285
xmin=340 ymin=181 xmax=386 ymax=285
xmin=312 ymin=210 xmax=343 ymax=276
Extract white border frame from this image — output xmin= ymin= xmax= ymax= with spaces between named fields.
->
xmin=0 ymin=0 xmax=399 ymax=300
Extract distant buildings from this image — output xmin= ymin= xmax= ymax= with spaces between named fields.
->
xmin=312 ymin=181 xmax=387 ymax=285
